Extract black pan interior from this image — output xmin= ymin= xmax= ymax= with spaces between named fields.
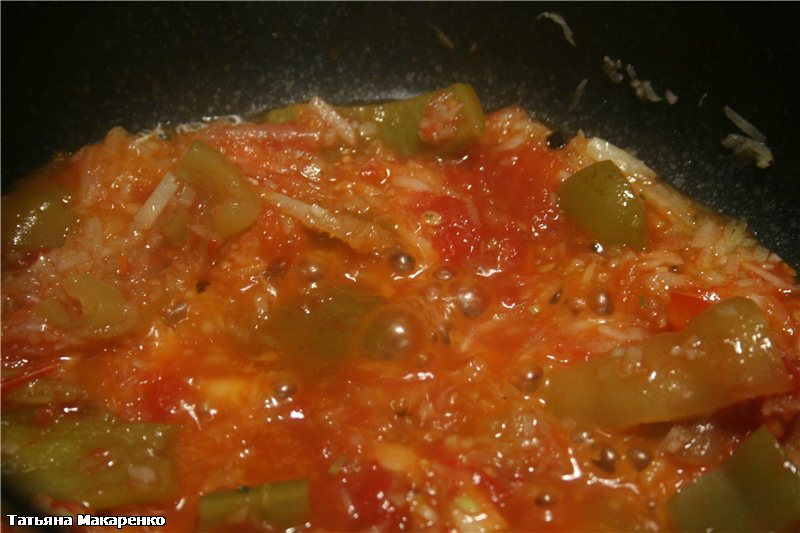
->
xmin=2 ymin=2 xmax=798 ymax=260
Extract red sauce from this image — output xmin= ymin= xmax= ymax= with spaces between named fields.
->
xmin=2 ymin=100 xmax=799 ymax=532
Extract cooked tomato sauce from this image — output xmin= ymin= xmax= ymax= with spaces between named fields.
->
xmin=2 ymin=86 xmax=799 ymax=532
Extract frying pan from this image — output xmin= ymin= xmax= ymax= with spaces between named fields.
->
xmin=3 ymin=2 xmax=799 ymax=268
xmin=3 ymin=2 xmax=799 ymax=266
xmin=1 ymin=1 xmax=798 ymax=529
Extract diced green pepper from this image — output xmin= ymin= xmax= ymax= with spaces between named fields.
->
xmin=263 ymin=285 xmax=384 ymax=370
xmin=3 ymin=378 xmax=85 ymax=406
xmin=177 ymin=141 xmax=260 ymax=239
xmin=197 ymin=478 xmax=309 ymax=532
xmin=162 ymin=205 xmax=191 ymax=246
xmin=263 ymin=103 xmax=307 ymax=125
xmin=1 ymin=413 xmax=178 ymax=510
xmin=37 ymin=274 xmax=138 ymax=339
xmin=213 ymin=197 xmax=262 ymax=240
xmin=355 ymin=304 xmax=425 ymax=360
xmin=1 ymin=179 xmax=77 ymax=253
xmin=62 ymin=274 xmax=133 ymax=332
xmin=179 ymin=141 xmax=253 ymax=199
xmin=668 ymin=427 xmax=800 ymax=532
xmin=342 ymin=83 xmax=484 ymax=155
xmin=544 ymin=297 xmax=791 ymax=428
xmin=559 ymin=160 xmax=648 ymax=248
xmin=262 ymin=84 xmax=485 ymax=156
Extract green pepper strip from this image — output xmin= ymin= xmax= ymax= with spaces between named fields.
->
xmin=263 ymin=285 xmax=384 ymax=372
xmin=1 ymin=413 xmax=178 ymax=510
xmin=1 ymin=179 xmax=76 ymax=253
xmin=177 ymin=140 xmax=261 ymax=240
xmin=543 ymin=297 xmax=791 ymax=428
xmin=37 ymin=274 xmax=138 ymax=339
xmin=558 ymin=160 xmax=649 ymax=248
xmin=197 ymin=478 xmax=309 ymax=532
xmin=668 ymin=427 xmax=800 ymax=532
xmin=1 ymin=366 xmax=62 ymax=396
xmin=162 ymin=205 xmax=191 ymax=246
xmin=263 ymin=83 xmax=485 ymax=156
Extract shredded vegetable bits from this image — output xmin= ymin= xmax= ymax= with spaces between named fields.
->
xmin=2 ymin=85 xmax=799 ymax=532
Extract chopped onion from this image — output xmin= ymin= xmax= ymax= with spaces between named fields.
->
xmin=131 ymin=172 xmax=179 ymax=232
xmin=665 ymin=89 xmax=679 ymax=105
xmin=264 ymin=190 xmax=392 ymax=253
xmin=741 ymin=261 xmax=795 ymax=290
xmin=128 ymin=464 xmax=157 ymax=484
xmin=568 ymin=79 xmax=589 ymax=111
xmin=586 ymin=137 xmax=656 ymax=178
xmin=625 ymin=63 xmax=662 ymax=103
xmin=602 ymin=56 xmax=624 ymax=84
xmin=392 ymin=176 xmax=432 ymax=192
xmin=537 ymin=12 xmax=576 ymax=47
xmin=427 ymin=22 xmax=455 ymax=51
xmin=632 ymin=80 xmax=663 ymax=103
xmin=309 ymin=97 xmax=357 ymax=146
xmin=217 ymin=124 xmax=321 ymax=143
xmin=608 ymin=60 xmax=667 ymax=104
xmin=723 ymin=106 xmax=767 ymax=143
xmin=721 ymin=133 xmax=774 ymax=169
xmin=373 ymin=442 xmax=420 ymax=474
xmin=359 ymin=121 xmax=379 ymax=137
xmin=176 ymin=185 xmax=197 ymax=207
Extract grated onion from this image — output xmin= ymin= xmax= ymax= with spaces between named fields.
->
xmin=625 ymin=63 xmax=662 ymax=103
xmin=724 ymin=106 xmax=767 ymax=142
xmin=127 ymin=464 xmax=157 ymax=484
xmin=665 ymin=89 xmax=679 ymax=105
xmin=568 ymin=79 xmax=589 ymax=111
xmin=586 ymin=137 xmax=656 ymax=178
xmin=264 ymin=190 xmax=392 ymax=253
xmin=606 ymin=60 xmax=667 ymax=104
xmin=632 ymin=80 xmax=663 ymax=103
xmin=392 ymin=176 xmax=432 ymax=192
xmin=427 ymin=22 xmax=455 ymax=51
xmin=537 ymin=12 xmax=576 ymax=47
xmin=309 ymin=97 xmax=357 ymax=146
xmin=721 ymin=133 xmax=774 ymax=169
xmin=602 ymin=56 xmax=624 ymax=84
xmin=217 ymin=124 xmax=321 ymax=143
xmin=131 ymin=172 xmax=179 ymax=232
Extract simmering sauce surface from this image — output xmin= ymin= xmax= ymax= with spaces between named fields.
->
xmin=2 ymin=89 xmax=799 ymax=532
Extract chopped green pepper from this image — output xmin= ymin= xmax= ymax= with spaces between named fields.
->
xmin=177 ymin=141 xmax=260 ymax=239
xmin=263 ymin=103 xmax=307 ymax=125
xmin=3 ymin=378 xmax=85 ymax=406
xmin=37 ymin=274 xmax=138 ymax=339
xmin=355 ymin=304 xmax=425 ymax=360
xmin=558 ymin=160 xmax=648 ymax=248
xmin=263 ymin=83 xmax=485 ymax=156
xmin=1 ymin=179 xmax=77 ymax=253
xmin=544 ymin=297 xmax=791 ymax=428
xmin=197 ymin=478 xmax=309 ymax=532
xmin=263 ymin=285 xmax=384 ymax=370
xmin=344 ymin=83 xmax=484 ymax=155
xmin=179 ymin=141 xmax=253 ymax=199
xmin=1 ymin=413 xmax=178 ymax=510
xmin=213 ymin=197 xmax=261 ymax=241
xmin=668 ymin=427 xmax=800 ymax=532
xmin=162 ymin=205 xmax=191 ymax=246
